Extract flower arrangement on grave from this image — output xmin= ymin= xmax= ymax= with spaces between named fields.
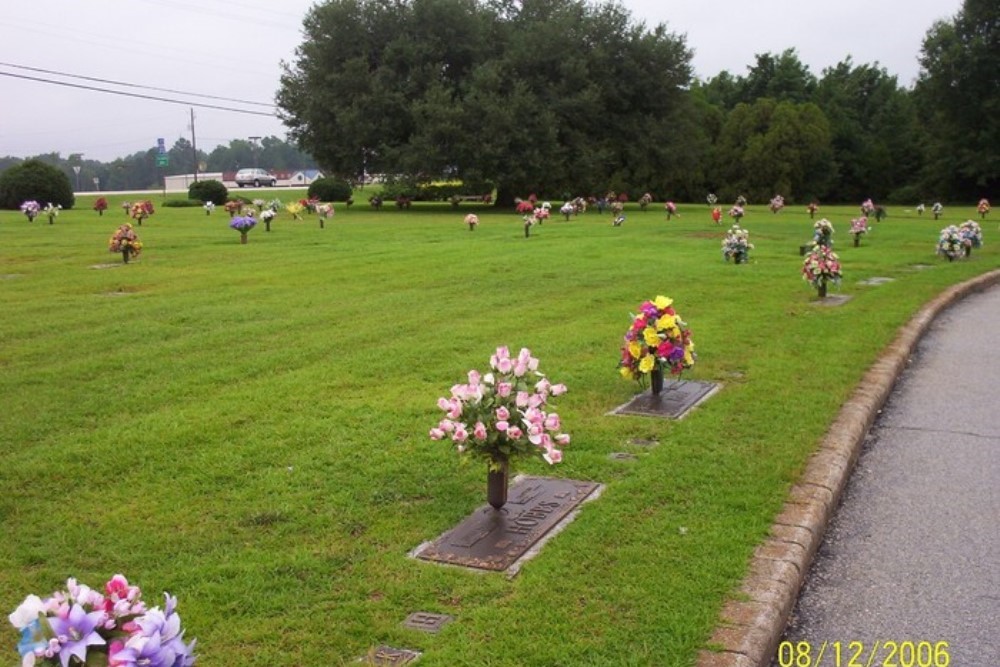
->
xmin=850 ymin=217 xmax=868 ymax=246
xmin=559 ymin=202 xmax=575 ymax=220
xmin=639 ymin=193 xmax=653 ymax=211
xmin=711 ymin=207 xmax=722 ymax=225
xmin=807 ymin=202 xmax=818 ymax=219
xmin=706 ymin=193 xmax=718 ymax=206
xmin=618 ymin=295 xmax=695 ymax=395
xmin=665 ymin=201 xmax=678 ymax=219
xmin=8 ymin=574 xmax=197 ymax=667
xmin=978 ymin=199 xmax=990 ymax=220
xmin=230 ymin=215 xmax=257 ymax=244
xmin=769 ymin=194 xmax=784 ymax=213
xmin=861 ymin=198 xmax=876 ymax=217
xmin=20 ymin=200 xmax=40 ymax=222
xmin=429 ymin=346 xmax=569 ymax=509
xmin=722 ymin=224 xmax=754 ymax=264
xmin=395 ymin=195 xmax=412 ymax=209
xmin=285 ymin=202 xmax=304 ymax=221
xmin=315 ymin=203 xmax=334 ymax=228
xmin=936 ymin=225 xmax=963 ymax=261
xmin=735 ymin=195 xmax=748 ymax=207
xmin=94 ymin=198 xmax=108 ymax=216
xmin=802 ymin=245 xmax=842 ymax=298
xmin=464 ymin=213 xmax=479 ymax=231
xmin=260 ymin=208 xmax=276 ymax=231
xmin=43 ymin=203 xmax=61 ymax=224
xmin=534 ymin=206 xmax=549 ymax=224
xmin=571 ymin=197 xmax=586 ymax=215
xmin=266 ymin=199 xmax=282 ymax=213
xmin=130 ymin=201 xmax=154 ymax=225
xmin=515 ymin=199 xmax=535 ymax=215
xmin=728 ymin=204 xmax=744 ymax=222
xmin=203 ymin=201 xmax=215 ymax=216
xmin=368 ymin=195 xmax=383 ymax=210
xmin=108 ymin=223 xmax=143 ymax=263
xmin=959 ymin=220 xmax=983 ymax=256
xmin=224 ymin=201 xmax=242 ymax=217
xmin=252 ymin=198 xmax=266 ymax=212
xmin=916 ymin=203 xmax=925 ymax=216
xmin=932 ymin=202 xmax=943 ymax=220
xmin=121 ymin=201 xmax=132 ymax=216
xmin=812 ymin=218 xmax=834 ymax=247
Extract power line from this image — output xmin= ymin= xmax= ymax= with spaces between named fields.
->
xmin=0 ymin=71 xmax=278 ymax=117
xmin=0 ymin=62 xmax=274 ymax=107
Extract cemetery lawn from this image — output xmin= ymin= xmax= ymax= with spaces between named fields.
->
xmin=1 ymin=196 xmax=995 ymax=666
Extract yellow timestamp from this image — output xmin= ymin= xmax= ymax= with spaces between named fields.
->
xmin=776 ymin=640 xmax=951 ymax=667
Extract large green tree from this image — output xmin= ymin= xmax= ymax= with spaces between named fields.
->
xmin=276 ymin=0 xmax=693 ymax=203
xmin=915 ymin=0 xmax=998 ymax=200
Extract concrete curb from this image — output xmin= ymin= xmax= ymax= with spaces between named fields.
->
xmin=696 ymin=269 xmax=1000 ymax=667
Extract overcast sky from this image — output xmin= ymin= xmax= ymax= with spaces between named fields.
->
xmin=0 ymin=0 xmax=963 ymax=162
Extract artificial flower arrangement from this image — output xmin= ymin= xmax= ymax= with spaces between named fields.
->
xmin=130 ymin=202 xmax=154 ymax=225
xmin=722 ymin=224 xmax=754 ymax=264
xmin=665 ymin=201 xmax=678 ymax=219
xmin=534 ymin=206 xmax=549 ymax=224
xmin=108 ymin=223 xmax=143 ymax=263
xmin=285 ymin=202 xmax=304 ymax=221
xmin=916 ymin=203 xmax=925 ymax=216
xmin=849 ymin=217 xmax=868 ymax=246
xmin=368 ymin=195 xmax=383 ymax=210
xmin=8 ymin=574 xmax=197 ymax=667
xmin=43 ymin=203 xmax=61 ymax=224
xmin=230 ymin=215 xmax=257 ymax=243
xmin=638 ymin=193 xmax=653 ymax=211
xmin=515 ymin=200 xmax=535 ymax=215
xmin=769 ymin=194 xmax=784 ymax=213
xmin=802 ymin=244 xmax=842 ymax=298
xmin=812 ymin=218 xmax=834 ymax=247
xmin=429 ymin=347 xmax=568 ymax=508
xmin=20 ymin=200 xmax=40 ymax=222
xmin=711 ymin=207 xmax=722 ymax=225
xmin=861 ymin=198 xmax=875 ymax=216
xmin=735 ymin=195 xmax=748 ymax=207
xmin=936 ymin=225 xmax=963 ymax=261
xmin=706 ymin=193 xmax=718 ymax=206
xmin=202 ymin=201 xmax=215 ymax=216
xmin=932 ymin=202 xmax=943 ymax=220
xmin=121 ymin=201 xmax=132 ymax=216
xmin=464 ymin=213 xmax=479 ymax=231
xmin=806 ymin=202 xmax=818 ymax=219
xmin=728 ymin=205 xmax=744 ymax=222
xmin=252 ymin=198 xmax=266 ymax=212
xmin=94 ymin=198 xmax=108 ymax=216
xmin=315 ymin=203 xmax=334 ymax=228
xmin=223 ymin=201 xmax=242 ymax=218
xmin=559 ymin=202 xmax=575 ymax=220
xmin=618 ymin=295 xmax=695 ymax=394
xmin=260 ymin=208 xmax=276 ymax=231
xmin=958 ymin=220 xmax=983 ymax=255
xmin=978 ymin=198 xmax=990 ymax=219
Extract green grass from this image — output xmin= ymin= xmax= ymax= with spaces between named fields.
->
xmin=1 ymin=198 xmax=995 ymax=666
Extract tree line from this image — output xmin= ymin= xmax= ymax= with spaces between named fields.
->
xmin=277 ymin=0 xmax=995 ymax=205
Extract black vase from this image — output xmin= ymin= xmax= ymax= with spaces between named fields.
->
xmin=818 ymin=281 xmax=828 ymax=298
xmin=122 ymin=248 xmax=130 ymax=264
xmin=487 ymin=460 xmax=509 ymax=510
xmin=650 ymin=366 xmax=664 ymax=395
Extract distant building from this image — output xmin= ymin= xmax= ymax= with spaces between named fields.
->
xmin=287 ymin=169 xmax=325 ymax=185
xmin=164 ymin=172 xmax=224 ymax=191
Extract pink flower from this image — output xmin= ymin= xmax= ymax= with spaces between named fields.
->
xmin=550 ymin=383 xmax=567 ymax=396
xmin=473 ymin=422 xmax=487 ymax=441
xmin=496 ymin=420 xmax=509 ymax=432
xmin=507 ymin=425 xmax=523 ymax=439
xmin=496 ymin=406 xmax=510 ymax=420
xmin=468 ymin=370 xmax=481 ymax=386
xmin=516 ymin=391 xmax=530 ymax=408
xmin=436 ymin=397 xmax=451 ymax=411
xmin=543 ymin=449 xmax=563 ymax=465
xmin=452 ymin=426 xmax=469 ymax=443
xmin=497 ymin=382 xmax=513 ymax=397
xmin=535 ymin=378 xmax=551 ymax=395
xmin=528 ymin=393 xmax=544 ymax=409
xmin=526 ymin=423 xmax=544 ymax=445
xmin=513 ymin=361 xmax=527 ymax=377
xmin=496 ymin=357 xmax=513 ymax=373
xmin=429 ymin=428 xmax=445 ymax=440
xmin=438 ymin=419 xmax=455 ymax=433
xmin=544 ymin=414 xmax=561 ymax=431
xmin=554 ymin=433 xmax=570 ymax=445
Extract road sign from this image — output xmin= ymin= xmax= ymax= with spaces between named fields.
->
xmin=156 ymin=155 xmax=169 ymax=167
xmin=157 ymin=138 xmax=166 ymax=154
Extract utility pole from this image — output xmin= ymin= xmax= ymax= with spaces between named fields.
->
xmin=189 ymin=108 xmax=199 ymax=183
xmin=249 ymin=136 xmax=261 ymax=168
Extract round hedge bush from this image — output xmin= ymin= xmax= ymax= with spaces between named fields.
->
xmin=308 ymin=177 xmax=353 ymax=202
xmin=188 ymin=179 xmax=229 ymax=205
xmin=0 ymin=159 xmax=75 ymax=210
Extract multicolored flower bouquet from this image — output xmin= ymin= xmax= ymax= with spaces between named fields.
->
xmin=806 ymin=202 xmax=818 ymax=219
xmin=638 ymin=193 xmax=653 ymax=211
xmin=706 ymin=193 xmax=718 ymax=206
xmin=802 ymin=245 xmax=842 ymax=297
xmin=728 ymin=205 xmax=744 ymax=222
xmin=20 ymin=200 xmax=40 ymax=222
xmin=977 ymin=198 xmax=990 ymax=220
xmin=850 ymin=217 xmax=868 ymax=246
xmin=916 ymin=203 xmax=925 ymax=216
xmin=665 ymin=201 xmax=678 ymax=219
xmin=108 ymin=223 xmax=143 ymax=263
xmin=812 ymin=218 xmax=834 ymax=247
xmin=936 ymin=225 xmax=962 ymax=260
xmin=932 ymin=202 xmax=943 ymax=220
xmin=861 ymin=198 xmax=875 ymax=216
xmin=618 ymin=295 xmax=695 ymax=388
xmin=429 ymin=346 xmax=568 ymax=468
xmin=735 ymin=195 xmax=748 ymax=207
xmin=130 ymin=201 xmax=154 ymax=225
xmin=559 ymin=202 xmax=575 ymax=220
xmin=769 ymin=195 xmax=784 ymax=213
xmin=8 ymin=574 xmax=197 ymax=667
xmin=464 ymin=213 xmax=479 ymax=231
xmin=722 ymin=224 xmax=754 ymax=263
xmin=43 ymin=203 xmax=61 ymax=224
xmin=959 ymin=220 xmax=983 ymax=254
xmin=202 ymin=201 xmax=215 ymax=216
xmin=260 ymin=208 xmax=276 ymax=231
xmin=94 ymin=198 xmax=109 ymax=216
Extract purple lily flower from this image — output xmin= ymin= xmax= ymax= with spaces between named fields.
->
xmin=46 ymin=603 xmax=106 ymax=667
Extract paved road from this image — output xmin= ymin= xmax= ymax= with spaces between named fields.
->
xmin=778 ymin=285 xmax=1000 ymax=667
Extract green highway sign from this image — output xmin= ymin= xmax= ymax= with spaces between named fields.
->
xmin=156 ymin=155 xmax=169 ymax=167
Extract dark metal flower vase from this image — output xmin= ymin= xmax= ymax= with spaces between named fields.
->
xmin=122 ymin=248 xmax=130 ymax=264
xmin=487 ymin=460 xmax=510 ymax=509
xmin=650 ymin=367 xmax=664 ymax=395
xmin=854 ymin=234 xmax=860 ymax=247
xmin=818 ymin=280 xmax=828 ymax=298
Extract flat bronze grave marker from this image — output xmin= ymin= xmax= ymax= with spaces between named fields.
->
xmin=362 ymin=645 xmax=421 ymax=665
xmin=811 ymin=294 xmax=853 ymax=306
xmin=402 ymin=612 xmax=453 ymax=634
xmin=414 ymin=477 xmax=600 ymax=572
xmin=859 ymin=276 xmax=895 ymax=286
xmin=627 ymin=438 xmax=659 ymax=447
xmin=609 ymin=452 xmax=638 ymax=461
xmin=610 ymin=380 xmax=719 ymax=420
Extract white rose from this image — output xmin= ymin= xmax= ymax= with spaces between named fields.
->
xmin=9 ymin=594 xmax=45 ymax=630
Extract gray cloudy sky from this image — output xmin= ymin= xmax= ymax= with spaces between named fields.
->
xmin=0 ymin=0 xmax=962 ymax=162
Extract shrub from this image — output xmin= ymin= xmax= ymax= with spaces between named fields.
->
xmin=162 ymin=199 xmax=203 ymax=207
xmin=0 ymin=159 xmax=75 ymax=210
xmin=308 ymin=177 xmax=353 ymax=202
xmin=188 ymin=179 xmax=229 ymax=205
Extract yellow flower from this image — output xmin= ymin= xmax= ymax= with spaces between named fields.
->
xmin=639 ymin=355 xmax=655 ymax=373
xmin=628 ymin=341 xmax=642 ymax=359
xmin=683 ymin=349 xmax=694 ymax=366
xmin=654 ymin=295 xmax=673 ymax=310
xmin=620 ymin=366 xmax=634 ymax=379
xmin=642 ymin=327 xmax=660 ymax=347
xmin=656 ymin=314 xmax=676 ymax=331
